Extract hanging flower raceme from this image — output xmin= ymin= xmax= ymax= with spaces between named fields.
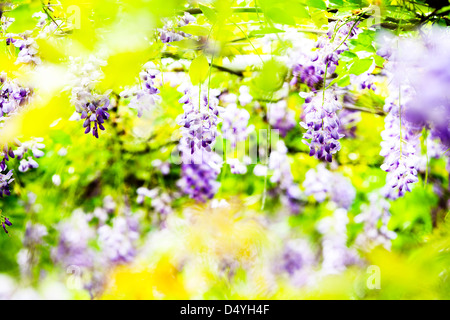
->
xmin=176 ymin=85 xmax=224 ymax=202
xmin=0 ymin=167 xmax=14 ymax=198
xmin=317 ymin=208 xmax=361 ymax=274
xmin=354 ymin=191 xmax=397 ymax=250
xmin=219 ymin=90 xmax=254 ymax=175
xmin=159 ymin=12 xmax=196 ymax=43
xmin=14 ymin=138 xmax=45 ymax=173
xmin=274 ymin=238 xmax=316 ymax=287
xmin=3 ymin=9 xmax=64 ymax=65
xmin=221 ymin=103 xmax=253 ymax=148
xmin=98 ymin=215 xmax=140 ymax=264
xmin=52 ymin=210 xmax=96 ymax=269
xmin=291 ymin=20 xmax=360 ymax=90
xmin=268 ymin=140 xmax=304 ymax=213
xmin=0 ymin=72 xmax=32 ymax=118
xmin=290 ymin=53 xmax=323 ymax=90
xmin=1 ymin=213 xmax=12 ymax=234
xmin=300 ymin=90 xmax=344 ymax=162
xmin=136 ymin=187 xmax=174 ymax=215
xmin=267 ymin=100 xmax=296 ymax=137
xmin=68 ymin=56 xmax=111 ymax=139
xmin=294 ymin=20 xmax=360 ymax=163
xmin=120 ymin=62 xmax=161 ymax=117
xmin=303 ymin=164 xmax=355 ymax=210
xmin=0 ymin=72 xmax=40 ymax=200
xmin=380 ymin=89 xmax=421 ymax=200
xmin=375 ymin=27 xmax=450 ymax=200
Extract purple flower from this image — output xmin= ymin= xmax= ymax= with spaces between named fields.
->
xmin=274 ymin=238 xmax=316 ymax=287
xmin=317 ymin=208 xmax=361 ymax=274
xmin=120 ymin=63 xmax=161 ymax=117
xmin=268 ymin=100 xmax=296 ymax=137
xmin=69 ymin=56 xmax=111 ymax=139
xmin=2 ymin=222 xmax=8 ymax=234
xmin=23 ymin=222 xmax=47 ymax=247
xmin=159 ymin=12 xmax=196 ymax=43
xmin=136 ymin=187 xmax=174 ymax=215
xmin=300 ymin=91 xmax=343 ymax=162
xmin=268 ymin=141 xmax=304 ymax=213
xmin=1 ymin=213 xmax=12 ymax=234
xmin=177 ymin=154 xmax=222 ymax=202
xmin=380 ymin=89 xmax=421 ymax=200
xmin=222 ymin=103 xmax=254 ymax=147
xmin=52 ymin=210 xmax=96 ymax=268
xmin=7 ymin=31 xmax=41 ymax=65
xmin=0 ymin=169 xmax=14 ymax=198
xmin=98 ymin=216 xmax=140 ymax=264
xmin=176 ymin=85 xmax=224 ymax=202
xmin=338 ymin=107 xmax=361 ymax=138
xmin=0 ymin=72 xmax=32 ymax=117
xmin=355 ymin=191 xmax=397 ymax=250
xmin=303 ymin=164 xmax=355 ymax=209
xmin=291 ymin=60 xmax=323 ymax=89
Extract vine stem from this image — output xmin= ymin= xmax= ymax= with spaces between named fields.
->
xmin=230 ymin=19 xmax=264 ymax=64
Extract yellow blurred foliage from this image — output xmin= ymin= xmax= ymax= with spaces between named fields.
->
xmin=101 ymin=256 xmax=189 ymax=300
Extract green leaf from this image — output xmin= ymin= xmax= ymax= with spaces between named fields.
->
xmin=266 ymin=7 xmax=296 ymax=25
xmin=199 ymin=4 xmax=217 ymax=23
xmin=285 ymin=1 xmax=310 ymax=19
xmin=249 ymin=27 xmax=285 ymax=37
xmin=329 ymin=0 xmax=344 ymax=6
xmin=189 ymin=54 xmax=210 ymax=85
xmin=337 ymin=75 xmax=351 ymax=87
xmin=309 ymin=8 xmax=328 ymax=28
xmin=308 ymin=0 xmax=327 ymax=10
xmin=348 ymin=58 xmax=373 ymax=76
xmin=340 ymin=51 xmax=358 ymax=62
xmin=328 ymin=74 xmax=350 ymax=88
xmin=253 ymin=59 xmax=287 ymax=94
xmin=373 ymin=54 xmax=385 ymax=68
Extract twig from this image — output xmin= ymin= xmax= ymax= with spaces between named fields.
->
xmin=161 ymin=52 xmax=244 ymax=76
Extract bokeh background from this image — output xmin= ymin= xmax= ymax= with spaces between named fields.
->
xmin=1 ymin=0 xmax=450 ymax=300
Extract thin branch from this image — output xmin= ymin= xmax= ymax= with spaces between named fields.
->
xmin=182 ymin=6 xmax=420 ymax=31
xmin=342 ymin=104 xmax=386 ymax=115
xmin=161 ymin=52 xmax=244 ymax=76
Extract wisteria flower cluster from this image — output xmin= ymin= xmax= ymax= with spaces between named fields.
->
xmin=317 ymin=208 xmax=361 ymax=274
xmin=300 ymin=90 xmax=344 ymax=162
xmin=120 ymin=62 xmax=161 ymax=117
xmin=52 ymin=200 xmax=141 ymax=296
xmin=1 ymin=213 xmax=12 ymax=234
xmin=0 ymin=74 xmax=40 ymax=204
xmin=275 ymin=238 xmax=316 ymax=287
xmin=137 ymin=187 xmax=174 ymax=215
xmin=268 ymin=141 xmax=303 ymax=213
xmin=176 ymin=85 xmax=224 ymax=202
xmin=379 ymin=89 xmax=421 ymax=200
xmin=355 ymin=191 xmax=397 ymax=250
xmin=159 ymin=12 xmax=196 ymax=43
xmin=68 ymin=56 xmax=111 ymax=139
xmin=303 ymin=164 xmax=356 ymax=210
xmin=0 ymin=72 xmax=32 ymax=119
xmin=221 ymin=103 xmax=254 ymax=148
xmin=3 ymin=10 xmax=60 ymax=65
xmin=14 ymin=138 xmax=45 ymax=173
xmin=267 ymin=100 xmax=296 ymax=137
xmin=294 ymin=21 xmax=361 ymax=163
xmin=376 ymin=27 xmax=450 ymax=199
